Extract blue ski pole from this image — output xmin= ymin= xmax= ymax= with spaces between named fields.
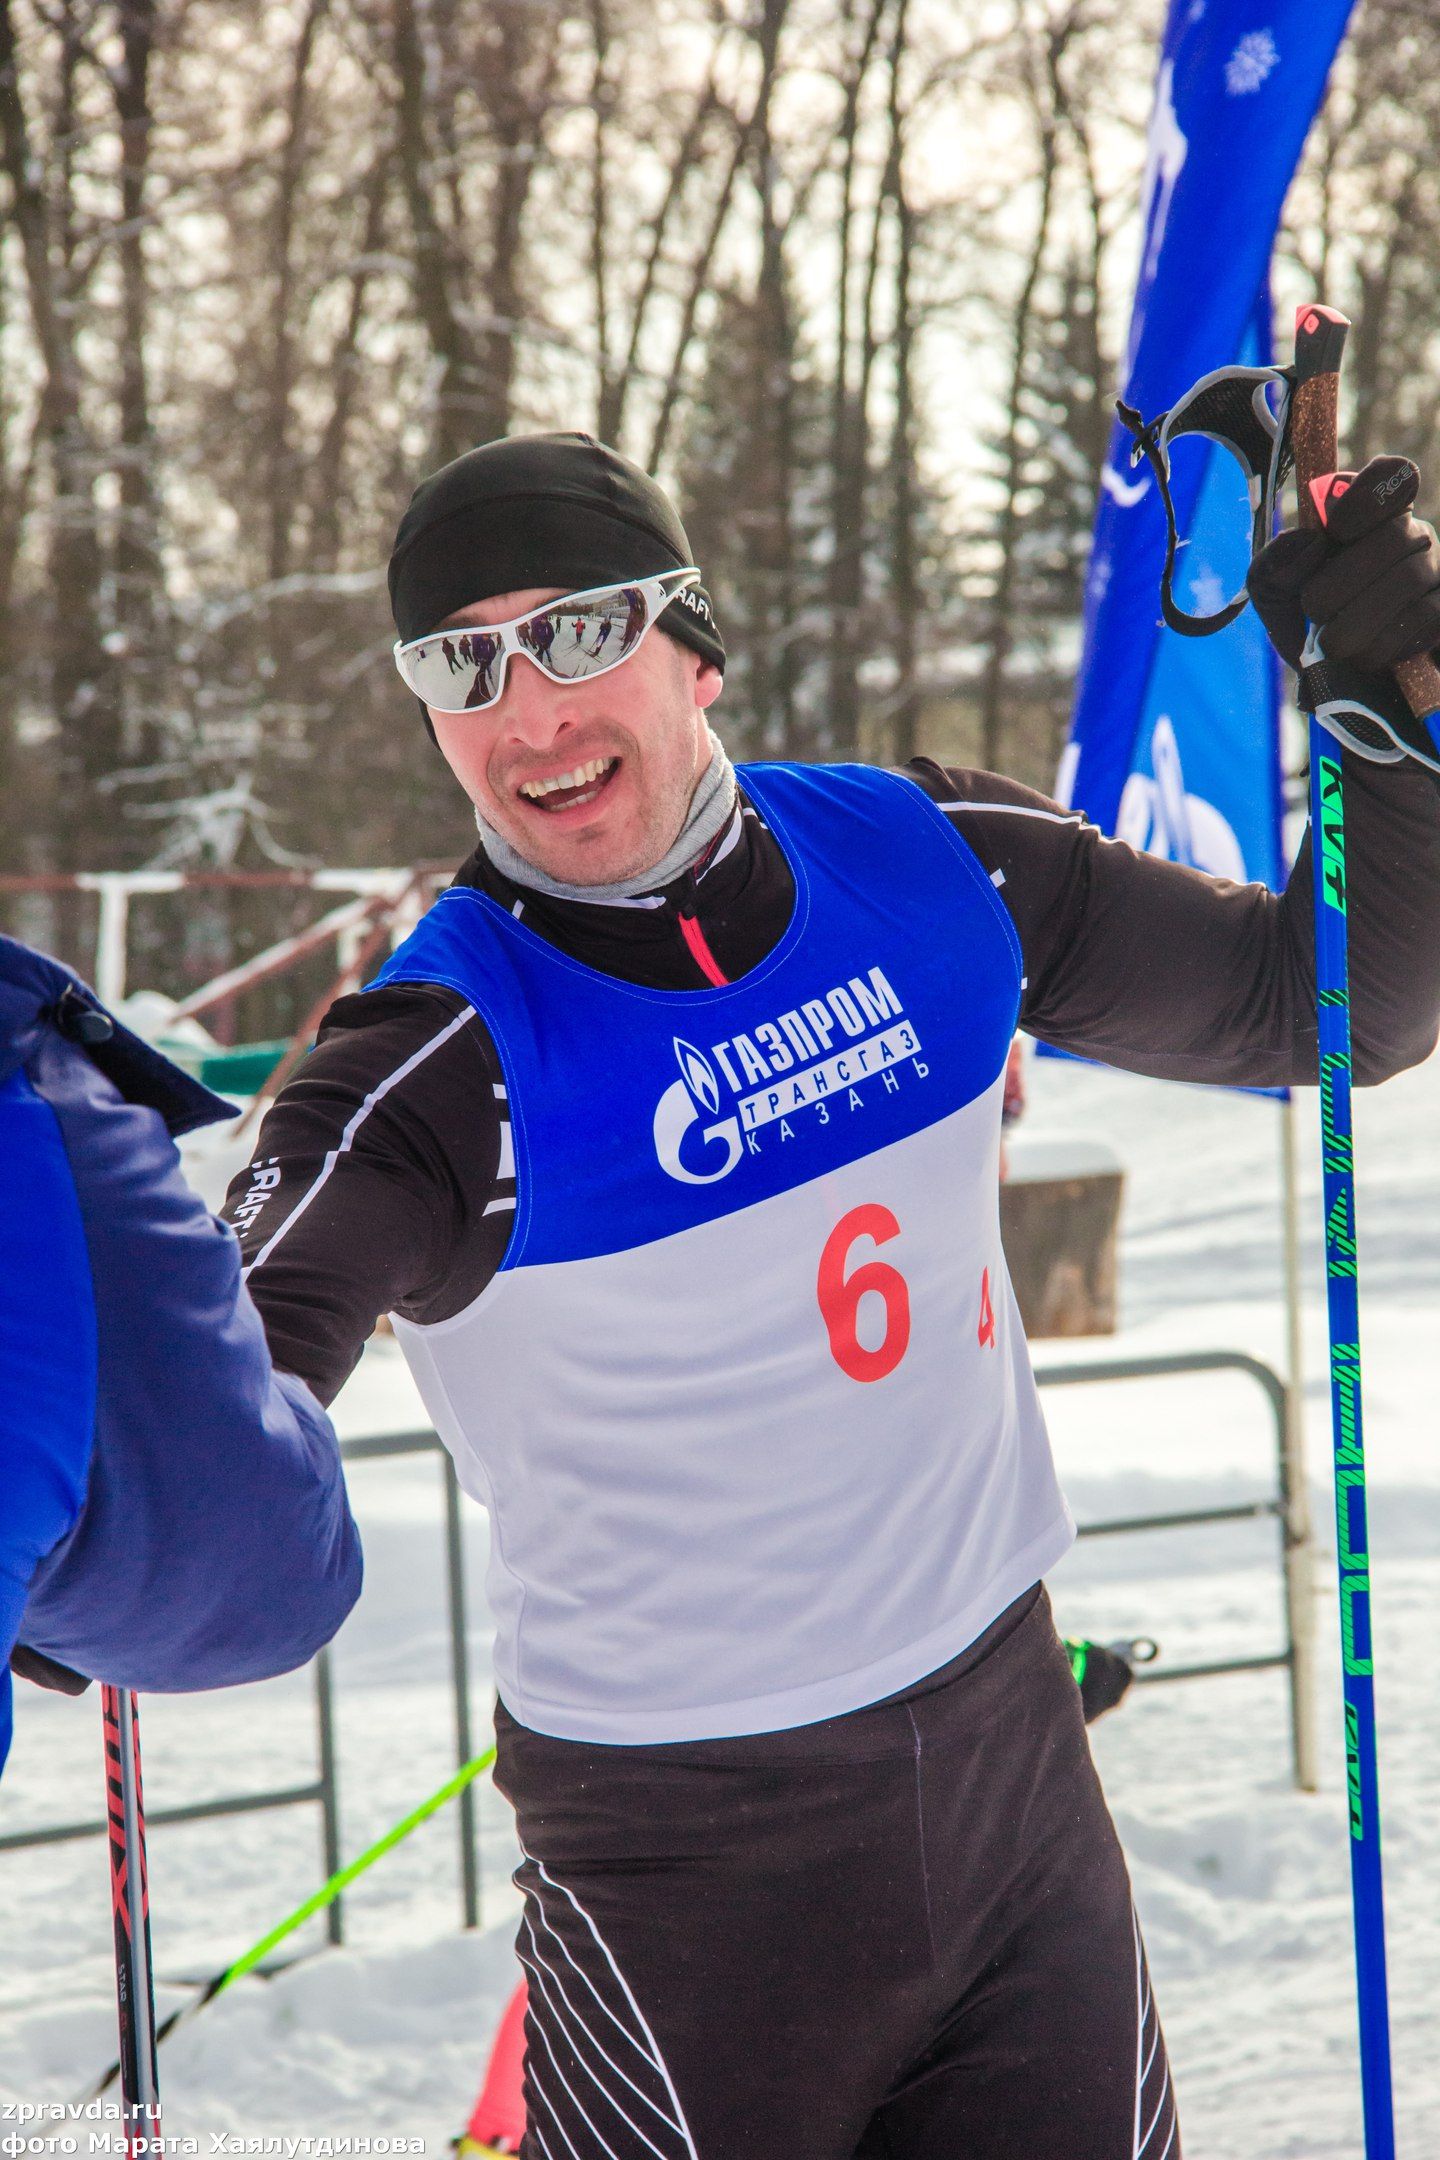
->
xmin=1288 ymin=299 xmax=1399 ymax=2159
xmin=1117 ymin=293 xmax=1440 ymax=2151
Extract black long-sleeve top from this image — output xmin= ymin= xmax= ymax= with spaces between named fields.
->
xmin=222 ymin=754 xmax=1440 ymax=1406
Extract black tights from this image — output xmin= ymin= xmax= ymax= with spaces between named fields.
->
xmin=493 ymin=1587 xmax=1179 ymax=2160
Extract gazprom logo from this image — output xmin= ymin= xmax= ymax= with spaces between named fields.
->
xmin=652 ymin=965 xmax=924 ymax=1187
xmin=675 ymin=1037 xmax=721 ymax=1117
xmin=653 ymin=1038 xmax=743 ymax=1186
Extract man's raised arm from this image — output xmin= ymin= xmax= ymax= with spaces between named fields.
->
xmin=916 ymin=451 xmax=1440 ymax=1089
xmin=917 ymin=751 xmax=1440 ymax=1090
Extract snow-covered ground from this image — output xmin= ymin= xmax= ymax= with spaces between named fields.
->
xmin=2 ymin=1049 xmax=1437 ymax=2154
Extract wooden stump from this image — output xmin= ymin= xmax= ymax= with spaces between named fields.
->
xmin=1000 ymin=1138 xmax=1124 ymax=1338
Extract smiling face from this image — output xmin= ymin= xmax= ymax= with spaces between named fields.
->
xmin=428 ymin=587 xmax=724 ymax=887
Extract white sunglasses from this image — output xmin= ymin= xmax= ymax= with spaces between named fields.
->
xmin=393 ymin=569 xmax=702 ymax=715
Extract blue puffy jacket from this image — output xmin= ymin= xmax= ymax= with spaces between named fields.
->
xmin=0 ymin=935 xmax=361 ymax=1775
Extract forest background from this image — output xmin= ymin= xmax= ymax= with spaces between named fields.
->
xmin=1 ymin=0 xmax=1436 ymax=1035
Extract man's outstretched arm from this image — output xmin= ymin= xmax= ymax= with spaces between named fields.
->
xmin=913 ymin=752 xmax=1440 ymax=1089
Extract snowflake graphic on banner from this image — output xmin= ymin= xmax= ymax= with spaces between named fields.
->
xmin=1185 ymin=564 xmax=1230 ymax=616
xmin=1225 ymin=28 xmax=1279 ymax=94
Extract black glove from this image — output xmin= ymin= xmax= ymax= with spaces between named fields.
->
xmin=9 ymin=1644 xmax=92 ymax=1694
xmin=1248 ymin=457 xmax=1440 ymax=771
xmin=1064 ymin=1638 xmax=1135 ymax=1724
xmin=1248 ymin=455 xmax=1440 ymax=670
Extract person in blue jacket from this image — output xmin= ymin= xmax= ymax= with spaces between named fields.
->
xmin=0 ymin=934 xmax=361 ymax=1778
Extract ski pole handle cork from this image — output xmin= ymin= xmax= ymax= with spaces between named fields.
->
xmin=1293 ymin=303 xmax=1440 ymax=724
xmin=1291 ymin=302 xmax=1349 ymax=517
xmin=1392 ymin=647 xmax=1440 ymax=725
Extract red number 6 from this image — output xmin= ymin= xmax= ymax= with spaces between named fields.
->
xmin=817 ymin=1204 xmax=911 ymax=1383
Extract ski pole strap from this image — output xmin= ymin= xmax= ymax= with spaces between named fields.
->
xmin=1115 ymin=361 xmax=1294 ymax=638
xmin=1296 ymin=651 xmax=1440 ymax=775
xmin=1297 ymin=469 xmax=1440 ymax=766
xmin=1120 ymin=339 xmax=1440 ymax=766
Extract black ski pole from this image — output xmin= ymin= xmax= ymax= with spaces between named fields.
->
xmin=82 ymin=1740 xmax=498 ymax=2101
xmin=102 ymin=1686 xmax=161 ymax=2154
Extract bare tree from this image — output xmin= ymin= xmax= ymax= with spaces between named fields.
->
xmin=0 ymin=0 xmax=112 ymax=867
xmin=261 ymin=0 xmax=330 ymax=584
xmin=1282 ymin=0 xmax=1440 ymax=479
xmin=392 ymin=0 xmax=562 ymax=462
xmin=884 ymin=0 xmax=921 ymax=766
xmin=825 ymin=0 xmax=890 ymax=755
xmin=3 ymin=0 xmax=1431 ymax=1016
xmin=975 ymin=1 xmax=1073 ymax=775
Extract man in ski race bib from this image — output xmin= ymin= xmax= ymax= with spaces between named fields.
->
xmin=219 ymin=433 xmax=1440 ymax=2158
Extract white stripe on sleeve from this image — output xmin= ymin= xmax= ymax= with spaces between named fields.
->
xmin=242 ymin=1003 xmax=478 ymax=1277
xmin=937 ymin=799 xmax=1086 ymax=825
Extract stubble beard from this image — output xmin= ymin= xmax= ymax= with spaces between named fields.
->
xmin=484 ymin=715 xmax=707 ymax=889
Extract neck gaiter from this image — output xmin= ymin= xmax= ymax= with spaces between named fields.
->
xmin=473 ymin=732 xmax=738 ymax=904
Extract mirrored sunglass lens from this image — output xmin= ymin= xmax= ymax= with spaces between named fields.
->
xmin=521 ymin=590 xmax=650 ymax=680
xmin=408 ymin=630 xmax=504 ymax=710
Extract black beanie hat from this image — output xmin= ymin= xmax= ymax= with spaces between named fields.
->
xmin=388 ymin=431 xmax=725 ymax=675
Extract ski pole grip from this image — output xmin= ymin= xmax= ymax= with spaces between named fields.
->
xmin=1294 ymin=304 xmax=1440 ymax=725
xmin=1394 ymin=649 xmax=1440 ymax=722
xmin=1291 ymin=303 xmax=1349 ymax=528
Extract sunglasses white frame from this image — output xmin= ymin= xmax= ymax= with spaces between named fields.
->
xmin=393 ymin=568 xmax=702 ymax=715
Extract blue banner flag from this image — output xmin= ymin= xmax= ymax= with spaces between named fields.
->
xmin=1057 ymin=0 xmax=1356 ymax=885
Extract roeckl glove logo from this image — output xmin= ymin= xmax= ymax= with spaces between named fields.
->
xmin=651 ymin=966 xmax=927 ymax=1186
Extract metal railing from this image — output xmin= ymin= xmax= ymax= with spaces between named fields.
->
xmin=0 ymin=1433 xmax=481 ymax=1944
xmin=1035 ymin=1347 xmax=1312 ymax=1786
xmin=2 ymin=1347 xmax=1310 ymax=1902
